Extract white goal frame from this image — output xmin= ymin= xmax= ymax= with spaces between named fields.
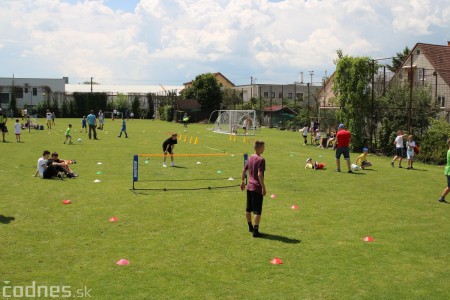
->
xmin=210 ymin=110 xmax=257 ymax=136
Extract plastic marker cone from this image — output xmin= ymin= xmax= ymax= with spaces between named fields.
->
xmin=243 ymin=136 xmax=247 ymax=143
xmin=234 ymin=135 xmax=237 ymax=142
xmin=229 ymin=134 xmax=232 ymax=141
xmin=109 ymin=217 xmax=118 ymax=223
xmin=94 ymin=179 xmax=101 ymax=183
xmin=217 ymin=170 xmax=223 ymax=174
xmin=144 ymin=160 xmax=149 ymax=164
xmin=194 ymin=137 xmax=198 ymax=144
xmin=270 ymin=194 xmax=278 ymax=199
xmin=179 ymin=134 xmax=182 ymax=140
xmin=184 ymin=135 xmax=187 ymax=142
xmin=270 ymin=258 xmax=283 ymax=265
xmin=228 ymin=177 xmax=235 ymax=181
xmin=363 ymin=236 xmax=374 ymax=242
xmin=196 ymin=162 xmax=202 ymax=165
xmin=189 ymin=136 xmax=193 ymax=143
xmin=97 ymin=162 xmax=103 ymax=165
xmin=96 ymin=171 xmax=103 ymax=175
xmin=116 ymin=259 xmax=130 ymax=266
xmin=63 ymin=200 xmax=72 ymax=205
xmin=291 ymin=205 xmax=299 ymax=209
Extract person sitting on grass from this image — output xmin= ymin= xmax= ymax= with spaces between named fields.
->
xmin=355 ymin=148 xmax=372 ymax=170
xmin=162 ymin=133 xmax=178 ymax=167
xmin=35 ymin=150 xmax=66 ymax=180
xmin=64 ymin=124 xmax=73 ymax=144
xmin=49 ymin=152 xmax=78 ymax=178
xmin=305 ymin=158 xmax=325 ymax=170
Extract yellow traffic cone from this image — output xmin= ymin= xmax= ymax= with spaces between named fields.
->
xmin=179 ymin=134 xmax=182 ymax=140
xmin=189 ymin=136 xmax=193 ymax=143
xmin=229 ymin=133 xmax=232 ymax=141
xmin=184 ymin=135 xmax=187 ymax=142
xmin=234 ymin=135 xmax=237 ymax=142
xmin=194 ymin=137 xmax=198 ymax=144
xmin=243 ymin=136 xmax=247 ymax=143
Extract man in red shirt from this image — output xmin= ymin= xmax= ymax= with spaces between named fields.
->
xmin=335 ymin=124 xmax=352 ymax=173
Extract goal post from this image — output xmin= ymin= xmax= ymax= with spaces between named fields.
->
xmin=210 ymin=110 xmax=257 ymax=135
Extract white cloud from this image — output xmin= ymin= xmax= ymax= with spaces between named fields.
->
xmin=0 ymin=0 xmax=448 ymax=85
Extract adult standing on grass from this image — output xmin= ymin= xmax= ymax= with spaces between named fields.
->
xmin=391 ymin=130 xmax=407 ymax=168
xmin=162 ymin=133 xmax=177 ymax=167
xmin=438 ymin=138 xmax=450 ymax=203
xmin=300 ymin=125 xmax=309 ymax=145
xmin=335 ymin=124 xmax=352 ymax=173
xmin=98 ymin=110 xmax=104 ymax=130
xmin=87 ymin=110 xmax=98 ymax=140
xmin=240 ymin=140 xmax=266 ymax=238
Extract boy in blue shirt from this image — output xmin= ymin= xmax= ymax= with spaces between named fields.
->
xmin=118 ymin=117 xmax=128 ymax=138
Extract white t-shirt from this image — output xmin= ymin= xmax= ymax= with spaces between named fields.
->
xmin=46 ymin=112 xmax=52 ymax=121
xmin=406 ymin=140 xmax=416 ymax=152
xmin=301 ymin=127 xmax=308 ymax=136
xmin=37 ymin=157 xmax=47 ymax=178
xmin=243 ymin=120 xmax=248 ymax=128
xmin=14 ymin=123 xmax=21 ymax=134
xmin=394 ymin=135 xmax=404 ymax=149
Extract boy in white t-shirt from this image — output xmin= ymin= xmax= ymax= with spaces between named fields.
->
xmin=300 ymin=125 xmax=309 ymax=145
xmin=391 ymin=130 xmax=407 ymax=168
xmin=406 ymin=135 xmax=416 ymax=169
xmin=14 ymin=119 xmax=21 ymax=142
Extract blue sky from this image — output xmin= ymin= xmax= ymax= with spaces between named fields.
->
xmin=1 ymin=0 xmax=449 ymax=86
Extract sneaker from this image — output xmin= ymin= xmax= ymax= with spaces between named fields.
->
xmin=438 ymin=197 xmax=446 ymax=203
xmin=407 ymin=167 xmax=411 ymax=170
xmin=57 ymin=172 xmax=64 ymax=180
xmin=398 ymin=165 xmax=402 ymax=168
xmin=390 ymin=161 xmax=394 ymax=167
xmin=171 ymin=163 xmax=175 ymax=167
xmin=163 ymin=163 xmax=167 ymax=168
xmin=348 ymin=170 xmax=353 ymax=174
xmin=253 ymin=231 xmax=265 ymax=238
xmin=72 ymin=173 xmax=78 ymax=177
xmin=335 ymin=169 xmax=341 ymax=172
xmin=69 ymin=141 xmax=73 ymax=144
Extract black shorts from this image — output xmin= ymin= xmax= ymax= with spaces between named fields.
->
xmin=246 ymin=190 xmax=263 ymax=215
xmin=335 ymin=147 xmax=350 ymax=159
xmin=446 ymin=176 xmax=450 ymax=188
xmin=162 ymin=145 xmax=172 ymax=154
xmin=395 ymin=148 xmax=403 ymax=157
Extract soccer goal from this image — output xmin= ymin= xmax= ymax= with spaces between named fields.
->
xmin=210 ymin=110 xmax=256 ymax=135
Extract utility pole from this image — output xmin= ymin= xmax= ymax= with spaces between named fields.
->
xmin=408 ymin=54 xmax=413 ymax=133
xmin=308 ymin=71 xmax=314 ymax=128
xmin=371 ymin=60 xmax=375 ymax=150
xmin=90 ymin=77 xmax=93 ymax=93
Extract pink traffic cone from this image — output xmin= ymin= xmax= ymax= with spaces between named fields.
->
xmin=270 ymin=257 xmax=283 ymax=265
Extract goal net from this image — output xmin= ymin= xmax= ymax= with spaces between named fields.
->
xmin=211 ymin=110 xmax=256 ymax=135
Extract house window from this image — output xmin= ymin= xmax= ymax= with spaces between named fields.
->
xmin=438 ymin=96 xmax=445 ymax=108
xmin=278 ymin=92 xmax=283 ymax=98
xmin=296 ymin=93 xmax=303 ymax=101
xmin=418 ymin=68 xmax=425 ymax=81
xmin=14 ymin=87 xmax=23 ymax=99
xmin=24 ymin=87 xmax=29 ymax=94
xmin=287 ymin=93 xmax=293 ymax=99
xmin=33 ymin=88 xmax=37 ymax=96
xmin=263 ymin=92 xmax=269 ymax=98
xmin=271 ymin=92 xmax=275 ymax=98
xmin=0 ymin=92 xmax=9 ymax=104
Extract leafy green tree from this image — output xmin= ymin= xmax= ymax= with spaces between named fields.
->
xmin=114 ymin=93 xmax=129 ymax=113
xmin=9 ymin=90 xmax=17 ymax=116
xmin=146 ymin=93 xmax=154 ymax=119
xmin=131 ymin=96 xmax=140 ymax=116
xmin=51 ymin=95 xmax=60 ymax=116
xmin=387 ymin=47 xmax=410 ymax=73
xmin=61 ymin=99 xmax=70 ymax=117
xmin=182 ymin=73 xmax=222 ymax=113
xmin=419 ymin=117 xmax=450 ymax=164
xmin=377 ymin=82 xmax=438 ymax=154
xmin=333 ymin=50 xmax=374 ymax=150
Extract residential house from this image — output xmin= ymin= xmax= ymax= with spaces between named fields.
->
xmin=183 ymin=72 xmax=235 ymax=89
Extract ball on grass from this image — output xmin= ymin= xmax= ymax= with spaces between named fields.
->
xmin=77 ymin=138 xmax=82 ymax=143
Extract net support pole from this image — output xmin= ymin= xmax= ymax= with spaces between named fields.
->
xmin=244 ymin=153 xmax=248 ymax=185
xmin=132 ymin=154 xmax=138 ymax=190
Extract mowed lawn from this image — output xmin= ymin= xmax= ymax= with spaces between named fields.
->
xmin=1 ymin=118 xmax=449 ymax=299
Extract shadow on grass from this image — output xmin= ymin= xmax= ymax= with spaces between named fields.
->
xmin=410 ymin=168 xmax=428 ymax=172
xmin=260 ymin=233 xmax=301 ymax=244
xmin=350 ymin=172 xmax=366 ymax=175
xmin=171 ymin=166 xmax=188 ymax=169
xmin=0 ymin=215 xmax=16 ymax=224
xmin=363 ymin=169 xmax=377 ymax=172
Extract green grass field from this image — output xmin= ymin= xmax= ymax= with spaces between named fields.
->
xmin=1 ymin=118 xmax=449 ymax=299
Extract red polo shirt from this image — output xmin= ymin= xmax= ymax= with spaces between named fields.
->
xmin=336 ymin=129 xmax=351 ymax=148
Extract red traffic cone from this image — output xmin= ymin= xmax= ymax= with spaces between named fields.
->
xmin=291 ymin=205 xmax=299 ymax=210
xmin=270 ymin=257 xmax=283 ymax=265
xmin=363 ymin=236 xmax=374 ymax=242
xmin=108 ymin=217 xmax=118 ymax=223
xmin=62 ymin=200 xmax=71 ymax=205
xmin=116 ymin=259 xmax=130 ymax=266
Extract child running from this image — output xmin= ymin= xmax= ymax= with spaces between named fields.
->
xmin=355 ymin=148 xmax=372 ymax=169
xmin=64 ymin=124 xmax=73 ymax=144
xmin=118 ymin=117 xmax=128 ymax=138
xmin=14 ymin=119 xmax=21 ymax=142
xmin=240 ymin=140 xmax=266 ymax=238
xmin=162 ymin=133 xmax=178 ymax=167
xmin=81 ymin=116 xmax=87 ymax=133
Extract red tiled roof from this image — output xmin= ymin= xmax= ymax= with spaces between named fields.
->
xmin=262 ymin=105 xmax=297 ymax=114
